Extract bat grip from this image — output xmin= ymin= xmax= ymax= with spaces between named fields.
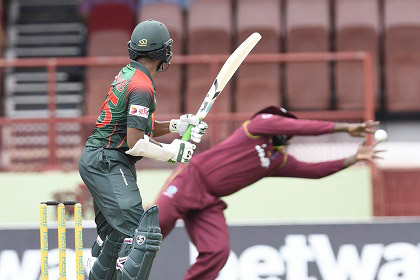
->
xmin=181 ymin=124 xmax=194 ymax=141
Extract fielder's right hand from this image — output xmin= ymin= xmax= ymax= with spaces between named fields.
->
xmin=347 ymin=120 xmax=379 ymax=137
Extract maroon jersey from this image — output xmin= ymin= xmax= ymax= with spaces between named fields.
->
xmin=189 ymin=113 xmax=345 ymax=197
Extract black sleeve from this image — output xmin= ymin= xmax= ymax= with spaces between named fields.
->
xmin=126 ymin=91 xmax=153 ymax=131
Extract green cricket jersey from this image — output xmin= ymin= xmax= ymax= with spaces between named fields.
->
xmin=85 ymin=60 xmax=157 ymax=153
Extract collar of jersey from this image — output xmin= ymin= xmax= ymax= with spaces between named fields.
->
xmin=130 ymin=59 xmax=154 ymax=85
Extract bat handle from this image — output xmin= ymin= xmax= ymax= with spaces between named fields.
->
xmin=168 ymin=124 xmax=194 ymax=163
xmin=181 ymin=124 xmax=194 ymax=141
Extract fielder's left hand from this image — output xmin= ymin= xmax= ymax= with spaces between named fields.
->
xmin=170 ymin=114 xmax=208 ymax=143
xmin=343 ymin=141 xmax=385 ymax=167
xmin=355 ymin=141 xmax=385 ymax=162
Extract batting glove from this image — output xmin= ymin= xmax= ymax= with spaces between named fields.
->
xmin=170 ymin=114 xmax=200 ymax=136
xmin=190 ymin=122 xmax=208 ymax=143
xmin=162 ymin=139 xmax=196 ymax=163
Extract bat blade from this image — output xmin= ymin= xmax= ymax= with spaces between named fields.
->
xmin=182 ymin=32 xmax=261 ymax=142
xmin=195 ymin=32 xmax=262 ymax=120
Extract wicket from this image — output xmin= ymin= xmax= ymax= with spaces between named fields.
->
xmin=40 ymin=201 xmax=84 ymax=280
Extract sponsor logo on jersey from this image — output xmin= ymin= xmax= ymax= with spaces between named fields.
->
xmin=255 ymin=144 xmax=270 ymax=168
xmin=139 ymin=39 xmax=147 ymax=47
xmin=129 ymin=105 xmax=149 ymax=119
xmin=163 ymin=185 xmax=178 ymax=198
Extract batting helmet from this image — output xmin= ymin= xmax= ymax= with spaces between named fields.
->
xmin=128 ymin=19 xmax=173 ymax=67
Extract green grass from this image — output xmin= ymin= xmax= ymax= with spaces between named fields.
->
xmin=0 ymin=166 xmax=372 ymax=225
xmin=223 ymin=166 xmax=372 ymax=223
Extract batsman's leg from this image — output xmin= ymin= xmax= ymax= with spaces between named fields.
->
xmin=80 ymin=148 xmax=146 ymax=279
xmin=91 ymin=203 xmax=113 ymax=258
xmin=117 ymin=205 xmax=162 ymax=280
xmin=91 ymin=235 xmax=104 ymax=258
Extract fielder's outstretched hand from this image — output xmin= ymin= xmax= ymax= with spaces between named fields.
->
xmin=347 ymin=120 xmax=379 ymax=137
xmin=343 ymin=141 xmax=385 ymax=167
xmin=355 ymin=141 xmax=385 ymax=162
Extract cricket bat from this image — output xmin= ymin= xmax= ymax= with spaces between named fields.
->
xmin=181 ymin=32 xmax=262 ymax=141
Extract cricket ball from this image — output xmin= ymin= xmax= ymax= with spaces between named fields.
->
xmin=374 ymin=129 xmax=388 ymax=142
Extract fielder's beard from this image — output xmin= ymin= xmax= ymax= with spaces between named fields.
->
xmin=273 ymin=135 xmax=290 ymax=146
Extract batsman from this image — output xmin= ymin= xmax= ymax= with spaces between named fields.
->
xmin=154 ymin=106 xmax=382 ymax=280
xmin=78 ymin=20 xmax=207 ymax=280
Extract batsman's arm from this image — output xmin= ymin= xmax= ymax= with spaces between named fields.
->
xmin=126 ymin=127 xmax=195 ymax=163
xmin=153 ymin=121 xmax=171 ymax=138
xmin=137 ymin=115 xmax=206 ymax=139
xmin=128 ymin=127 xmax=161 ymax=148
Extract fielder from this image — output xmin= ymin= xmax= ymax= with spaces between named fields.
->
xmin=79 ymin=19 xmax=207 ymax=280
xmin=154 ymin=106 xmax=382 ymax=280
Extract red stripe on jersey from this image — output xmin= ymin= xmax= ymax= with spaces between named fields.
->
xmin=127 ymin=70 xmax=154 ymax=96
xmin=117 ymin=136 xmax=127 ymax=148
xmin=106 ymin=121 xmax=118 ymax=148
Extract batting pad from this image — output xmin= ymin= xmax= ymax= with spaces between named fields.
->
xmin=120 ymin=205 xmax=162 ymax=280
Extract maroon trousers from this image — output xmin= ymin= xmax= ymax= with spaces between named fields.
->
xmin=155 ymin=165 xmax=230 ymax=280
